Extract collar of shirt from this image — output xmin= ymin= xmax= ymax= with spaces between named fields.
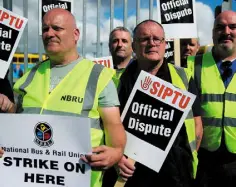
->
xmin=121 ymin=59 xmax=172 ymax=89
xmin=114 ymin=59 xmax=133 ymax=70
xmin=216 ymin=59 xmax=236 ymax=87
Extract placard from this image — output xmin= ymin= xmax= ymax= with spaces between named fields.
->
xmin=90 ymin=56 xmax=114 ymax=69
xmin=0 ymin=114 xmax=91 ymax=187
xmin=165 ymin=39 xmax=174 ymax=63
xmin=157 ymin=0 xmax=197 ymax=38
xmin=0 ymin=7 xmax=28 ymax=78
xmin=122 ymin=70 xmax=196 ymax=172
xmin=39 ymin=0 xmax=73 ymax=35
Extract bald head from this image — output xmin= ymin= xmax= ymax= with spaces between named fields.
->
xmin=213 ymin=10 xmax=236 ymax=60
xmin=42 ymin=8 xmax=80 ymax=64
xmin=214 ymin=11 xmax=236 ymax=27
xmin=43 ymin=8 xmax=77 ymax=29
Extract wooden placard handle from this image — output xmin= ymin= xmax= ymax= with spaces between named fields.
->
xmin=174 ymin=38 xmax=181 ymax=67
xmin=113 ymin=158 xmax=136 ymax=187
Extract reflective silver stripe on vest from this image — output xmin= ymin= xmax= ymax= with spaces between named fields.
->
xmin=202 ymin=117 xmax=222 ymax=127
xmin=186 ymin=110 xmax=194 ymax=120
xmin=173 ymin=66 xmax=194 ymax=120
xmin=22 ymin=107 xmax=41 ymax=114
xmin=201 ymin=93 xmax=236 ymax=102
xmin=19 ymin=62 xmax=42 ymax=94
xmin=202 ymin=117 xmax=236 ymax=127
xmin=22 ymin=107 xmax=101 ymax=130
xmin=173 ymin=65 xmax=189 ymax=89
xmin=201 ymin=94 xmax=224 ymax=102
xmin=81 ymin=64 xmax=104 ymax=116
xmin=225 ymin=93 xmax=236 ymax=101
xmin=189 ymin=140 xmax=196 ymax=152
xmin=194 ymin=55 xmax=203 ymax=92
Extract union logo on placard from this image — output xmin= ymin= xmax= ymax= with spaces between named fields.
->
xmin=141 ymin=76 xmax=152 ymax=90
xmin=34 ymin=122 xmax=54 ymax=148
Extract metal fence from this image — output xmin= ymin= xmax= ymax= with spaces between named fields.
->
xmin=1 ymin=0 xmax=155 ymax=85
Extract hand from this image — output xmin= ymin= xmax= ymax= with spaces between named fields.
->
xmin=0 ymin=94 xmax=14 ymax=113
xmin=81 ymin=145 xmax=123 ymax=170
xmin=117 ymin=156 xmax=135 ymax=181
xmin=0 ymin=148 xmax=4 ymax=158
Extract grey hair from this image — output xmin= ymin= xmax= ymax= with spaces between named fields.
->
xmin=109 ymin=26 xmax=132 ymax=45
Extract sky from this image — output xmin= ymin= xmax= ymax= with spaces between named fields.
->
xmin=0 ymin=0 xmax=235 ymax=58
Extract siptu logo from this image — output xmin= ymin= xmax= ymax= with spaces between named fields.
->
xmin=141 ymin=76 xmax=152 ymax=90
xmin=34 ymin=122 xmax=54 ymax=148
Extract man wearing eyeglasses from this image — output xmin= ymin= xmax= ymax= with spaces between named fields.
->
xmin=102 ymin=19 xmax=202 ymax=187
xmin=187 ymin=10 xmax=236 ymax=187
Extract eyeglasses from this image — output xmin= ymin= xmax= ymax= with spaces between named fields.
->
xmin=135 ymin=36 xmax=165 ymax=45
xmin=220 ymin=61 xmax=232 ymax=81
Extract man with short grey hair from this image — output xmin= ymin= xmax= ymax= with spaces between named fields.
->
xmin=109 ymin=27 xmax=133 ymax=87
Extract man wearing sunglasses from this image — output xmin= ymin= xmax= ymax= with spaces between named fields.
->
xmin=187 ymin=10 xmax=236 ymax=187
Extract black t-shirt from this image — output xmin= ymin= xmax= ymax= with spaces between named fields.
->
xmin=103 ymin=60 xmax=197 ymax=187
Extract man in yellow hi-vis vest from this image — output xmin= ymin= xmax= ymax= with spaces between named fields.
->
xmin=109 ymin=27 xmax=133 ymax=88
xmin=187 ymin=10 xmax=236 ymax=187
xmin=0 ymin=8 xmax=126 ymax=187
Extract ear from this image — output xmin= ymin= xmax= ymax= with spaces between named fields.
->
xmin=197 ymin=43 xmax=200 ymax=51
xmin=132 ymin=41 xmax=136 ymax=53
xmin=212 ymin=28 xmax=215 ymax=42
xmin=74 ymin=28 xmax=80 ymax=42
xmin=108 ymin=42 xmax=112 ymax=53
xmin=163 ymin=40 xmax=166 ymax=46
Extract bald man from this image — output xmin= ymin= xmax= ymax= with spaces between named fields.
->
xmin=187 ymin=10 xmax=236 ymax=187
xmin=0 ymin=8 xmax=126 ymax=187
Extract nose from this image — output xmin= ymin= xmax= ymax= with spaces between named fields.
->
xmin=44 ymin=27 xmax=55 ymax=37
xmin=223 ymin=25 xmax=231 ymax=34
xmin=148 ymin=38 xmax=156 ymax=46
xmin=186 ymin=44 xmax=191 ymax=50
xmin=117 ymin=40 xmax=123 ymax=47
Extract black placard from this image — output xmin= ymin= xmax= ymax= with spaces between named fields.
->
xmin=160 ymin=0 xmax=194 ymax=24
xmin=0 ymin=23 xmax=19 ymax=61
xmin=123 ymin=90 xmax=183 ymax=151
xmin=165 ymin=40 xmax=174 ymax=63
xmin=42 ymin=0 xmax=72 ymax=19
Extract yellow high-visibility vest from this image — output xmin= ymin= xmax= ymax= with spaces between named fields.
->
xmin=14 ymin=59 xmax=115 ymax=187
xmin=188 ymin=52 xmax=236 ymax=153
xmin=168 ymin=63 xmax=198 ymax=178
